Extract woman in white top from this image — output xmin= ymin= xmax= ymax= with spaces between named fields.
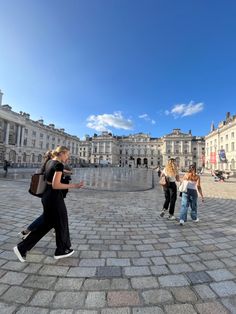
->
xmin=179 ymin=164 xmax=204 ymax=225
xmin=160 ymin=158 xmax=179 ymax=219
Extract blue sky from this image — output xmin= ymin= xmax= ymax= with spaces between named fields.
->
xmin=0 ymin=0 xmax=235 ymax=139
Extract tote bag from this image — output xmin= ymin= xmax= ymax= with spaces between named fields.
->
xmin=29 ymin=173 xmax=47 ymax=198
xmin=178 ymin=180 xmax=188 ymax=193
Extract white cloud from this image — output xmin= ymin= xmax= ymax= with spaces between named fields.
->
xmin=86 ymin=112 xmax=133 ymax=132
xmin=165 ymin=101 xmax=204 ymax=118
xmin=138 ymin=113 xmax=156 ymax=124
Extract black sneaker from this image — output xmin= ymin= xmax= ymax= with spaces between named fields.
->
xmin=13 ymin=246 xmax=26 ymax=263
xmin=54 ymin=249 xmax=74 ymax=260
xmin=18 ymin=230 xmax=31 ymax=240
xmin=160 ymin=209 xmax=166 ymax=217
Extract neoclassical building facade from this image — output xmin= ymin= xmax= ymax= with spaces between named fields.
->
xmin=205 ymin=112 xmax=236 ymax=171
xmin=0 ymin=91 xmax=80 ymax=167
xmin=79 ymin=129 xmax=205 ymax=170
xmin=1 ymin=89 xmax=205 ymax=169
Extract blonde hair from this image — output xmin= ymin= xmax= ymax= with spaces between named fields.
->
xmin=51 ymin=146 xmax=69 ymax=158
xmin=165 ymin=159 xmax=178 ymax=177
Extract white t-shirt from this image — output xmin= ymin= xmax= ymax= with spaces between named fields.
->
xmin=163 ymin=168 xmax=178 ymax=182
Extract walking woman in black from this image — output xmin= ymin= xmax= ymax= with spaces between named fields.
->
xmin=13 ymin=146 xmax=83 ymax=262
xmin=160 ymin=158 xmax=179 ymax=220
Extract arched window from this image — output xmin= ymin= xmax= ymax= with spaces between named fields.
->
xmin=23 ymin=153 xmax=27 ymax=162
xmin=38 ymin=154 xmax=42 ymax=163
xmin=9 ymin=150 xmax=16 ymax=162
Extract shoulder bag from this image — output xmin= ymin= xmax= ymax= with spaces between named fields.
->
xmin=178 ymin=180 xmax=189 ymax=193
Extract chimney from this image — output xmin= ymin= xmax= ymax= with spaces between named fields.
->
xmin=210 ymin=121 xmax=215 ymax=132
xmin=226 ymin=112 xmax=230 ymax=120
xmin=0 ymin=90 xmax=3 ymax=106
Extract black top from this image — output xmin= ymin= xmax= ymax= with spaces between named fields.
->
xmin=45 ymin=160 xmax=64 ymax=183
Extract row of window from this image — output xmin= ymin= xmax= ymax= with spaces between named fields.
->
xmin=206 ymin=142 xmax=235 ymax=154
xmin=208 ymin=132 xmax=235 ymax=146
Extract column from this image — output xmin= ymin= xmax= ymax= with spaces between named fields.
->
xmin=21 ymin=127 xmax=25 ymax=146
xmin=189 ymin=140 xmax=192 ymax=154
xmin=17 ymin=125 xmax=21 ymax=146
xmin=5 ymin=122 xmax=10 ymax=145
xmin=172 ymin=141 xmax=175 ymax=153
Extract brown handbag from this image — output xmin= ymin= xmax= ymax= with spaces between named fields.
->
xmin=159 ymin=175 xmax=168 ymax=187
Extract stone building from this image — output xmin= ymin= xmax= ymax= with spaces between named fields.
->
xmin=0 ymin=90 xmax=80 ymax=167
xmin=79 ymin=129 xmax=205 ymax=169
xmin=162 ymin=128 xmax=205 ymax=170
xmin=205 ymin=112 xmax=236 ymax=172
xmin=0 ymin=89 xmax=205 ymax=169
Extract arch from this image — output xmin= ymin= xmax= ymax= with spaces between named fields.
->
xmin=137 ymin=158 xmax=141 ymax=166
xmin=31 ymin=153 xmax=35 ymax=163
xmin=23 ymin=153 xmax=27 ymax=162
xmin=175 ymin=157 xmax=180 ymax=167
xmin=38 ymin=154 xmax=42 ymax=163
xmin=143 ymin=158 xmax=148 ymax=166
xmin=9 ymin=150 xmax=16 ymax=162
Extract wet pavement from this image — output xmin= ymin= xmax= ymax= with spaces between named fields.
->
xmin=0 ymin=170 xmax=236 ymax=313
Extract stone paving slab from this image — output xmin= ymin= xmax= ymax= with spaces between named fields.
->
xmin=0 ymin=173 xmax=236 ymax=312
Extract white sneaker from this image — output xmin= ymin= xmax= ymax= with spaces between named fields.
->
xmin=193 ymin=218 xmax=199 ymax=223
xmin=179 ymin=220 xmax=184 ymax=226
xmin=13 ymin=246 xmax=26 ymax=263
xmin=168 ymin=215 xmax=176 ymax=220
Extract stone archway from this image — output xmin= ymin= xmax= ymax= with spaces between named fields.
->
xmin=38 ymin=154 xmax=42 ymax=163
xmin=9 ymin=150 xmax=16 ymax=162
xmin=31 ymin=153 xmax=35 ymax=163
xmin=23 ymin=153 xmax=27 ymax=162
xmin=175 ymin=157 xmax=180 ymax=167
xmin=137 ymin=158 xmax=141 ymax=166
xmin=143 ymin=158 xmax=148 ymax=167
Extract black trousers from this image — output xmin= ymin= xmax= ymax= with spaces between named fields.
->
xmin=163 ymin=182 xmax=177 ymax=216
xmin=18 ymin=186 xmax=71 ymax=256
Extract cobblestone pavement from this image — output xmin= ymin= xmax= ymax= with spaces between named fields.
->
xmin=0 ymin=173 xmax=236 ymax=313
